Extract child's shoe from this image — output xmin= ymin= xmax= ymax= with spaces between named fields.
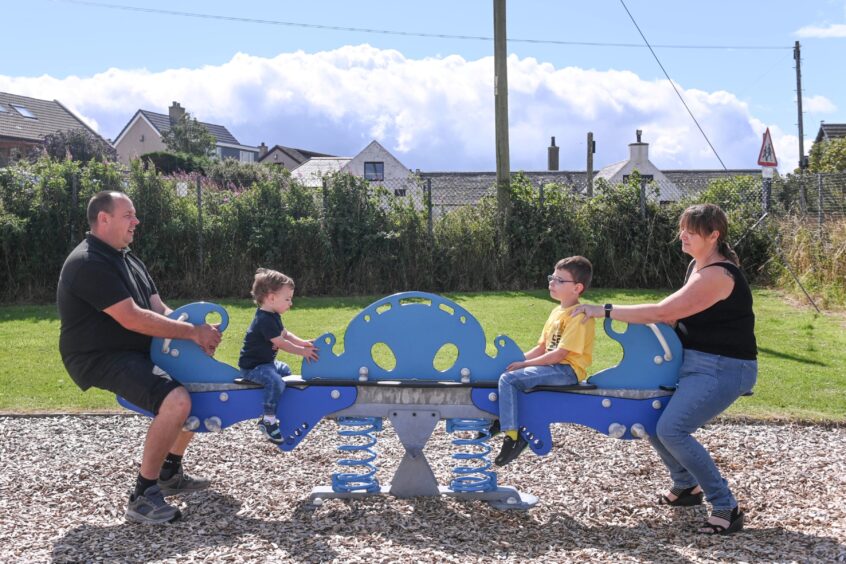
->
xmin=258 ymin=418 xmax=284 ymax=444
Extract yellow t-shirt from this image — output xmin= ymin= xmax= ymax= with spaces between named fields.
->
xmin=537 ymin=304 xmax=595 ymax=381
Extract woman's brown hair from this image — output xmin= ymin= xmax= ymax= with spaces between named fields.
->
xmin=679 ymin=204 xmax=740 ymax=265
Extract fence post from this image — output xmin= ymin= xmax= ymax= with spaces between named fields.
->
xmin=818 ymin=173 xmax=823 ymax=234
xmin=426 ymin=178 xmax=433 ymax=237
xmin=196 ymin=175 xmax=203 ymax=281
xmin=70 ymin=171 xmax=78 ymax=248
xmin=799 ymin=178 xmax=807 ymax=215
xmin=639 ymin=178 xmax=646 ymax=219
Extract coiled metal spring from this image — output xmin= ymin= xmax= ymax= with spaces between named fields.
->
xmin=332 ymin=416 xmax=382 ymax=493
xmin=446 ymin=418 xmax=497 ymax=493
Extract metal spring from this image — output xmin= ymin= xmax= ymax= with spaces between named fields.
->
xmin=332 ymin=416 xmax=382 ymax=493
xmin=446 ymin=418 xmax=497 ymax=493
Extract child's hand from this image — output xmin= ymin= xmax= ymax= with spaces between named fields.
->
xmin=300 ymin=341 xmax=319 ymax=362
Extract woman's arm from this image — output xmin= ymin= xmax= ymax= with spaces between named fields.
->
xmin=572 ymin=266 xmax=734 ymax=324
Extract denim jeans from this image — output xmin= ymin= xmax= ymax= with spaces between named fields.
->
xmin=498 ymin=364 xmax=579 ymax=432
xmin=648 ymin=349 xmax=757 ymax=510
xmin=241 ymin=360 xmax=291 ymax=416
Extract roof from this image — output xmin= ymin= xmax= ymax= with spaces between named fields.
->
xmin=113 ymin=109 xmax=241 ymax=146
xmin=0 ymin=91 xmax=105 ymax=143
xmin=815 ymin=123 xmax=846 ymax=144
xmin=258 ymin=144 xmax=334 ymax=165
xmin=140 ymin=110 xmax=240 ymax=145
xmin=291 ymin=157 xmax=352 ymax=186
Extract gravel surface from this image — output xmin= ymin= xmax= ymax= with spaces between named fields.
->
xmin=1 ymin=415 xmax=844 ymax=563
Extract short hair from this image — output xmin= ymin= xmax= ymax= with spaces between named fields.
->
xmin=87 ymin=191 xmax=125 ymax=227
xmin=679 ymin=203 xmax=739 ymax=265
xmin=555 ymin=256 xmax=593 ymax=291
xmin=251 ymin=268 xmax=295 ymax=305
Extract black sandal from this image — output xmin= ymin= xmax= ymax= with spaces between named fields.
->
xmin=698 ymin=507 xmax=744 ymax=535
xmin=658 ymin=485 xmax=704 ymax=507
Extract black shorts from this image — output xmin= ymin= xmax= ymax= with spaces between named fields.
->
xmin=93 ymin=352 xmax=183 ymax=415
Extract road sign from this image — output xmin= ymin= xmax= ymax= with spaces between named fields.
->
xmin=757 ymin=128 xmax=778 ymax=167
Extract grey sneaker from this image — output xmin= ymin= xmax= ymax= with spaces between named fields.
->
xmin=125 ymin=485 xmax=181 ymax=525
xmin=158 ymin=468 xmax=210 ymax=496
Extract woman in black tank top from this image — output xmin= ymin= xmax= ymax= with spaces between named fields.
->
xmin=572 ymin=204 xmax=757 ymax=535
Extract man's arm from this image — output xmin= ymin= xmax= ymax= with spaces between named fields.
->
xmin=149 ymin=294 xmax=172 ymax=316
xmin=104 ymin=297 xmax=220 ymax=354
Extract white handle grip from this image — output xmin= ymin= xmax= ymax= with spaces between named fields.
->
xmin=161 ymin=312 xmax=190 ymax=354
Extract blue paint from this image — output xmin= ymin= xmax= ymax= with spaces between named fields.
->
xmin=302 ymin=292 xmax=523 ymax=383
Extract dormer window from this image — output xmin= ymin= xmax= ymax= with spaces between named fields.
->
xmin=0 ymin=104 xmax=7 ymax=113
xmin=11 ymin=104 xmax=36 ymax=119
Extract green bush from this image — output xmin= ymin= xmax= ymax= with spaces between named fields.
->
xmin=0 ymin=157 xmax=801 ymax=303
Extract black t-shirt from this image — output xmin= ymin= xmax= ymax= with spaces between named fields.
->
xmin=238 ymin=309 xmax=284 ymax=370
xmin=675 ymin=261 xmax=757 ymax=360
xmin=57 ymin=234 xmax=159 ymax=389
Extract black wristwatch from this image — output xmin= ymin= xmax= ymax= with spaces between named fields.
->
xmin=604 ymin=303 xmax=613 ymax=319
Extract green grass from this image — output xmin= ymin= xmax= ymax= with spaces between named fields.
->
xmin=1 ymin=289 xmax=844 ymax=421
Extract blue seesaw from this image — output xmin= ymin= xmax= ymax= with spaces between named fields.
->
xmin=118 ymin=292 xmax=680 ymax=510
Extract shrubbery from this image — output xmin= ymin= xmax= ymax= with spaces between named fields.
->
xmin=0 ymin=157 xmax=787 ymax=303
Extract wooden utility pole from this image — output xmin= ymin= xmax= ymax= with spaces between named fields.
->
xmin=586 ymin=132 xmax=595 ymax=197
xmin=494 ymin=0 xmax=510 ymax=219
xmin=795 ymin=41 xmax=806 ymax=172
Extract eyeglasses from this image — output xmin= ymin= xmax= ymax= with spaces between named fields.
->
xmin=547 ymin=275 xmax=576 ymax=285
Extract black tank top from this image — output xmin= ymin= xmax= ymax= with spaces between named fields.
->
xmin=675 ymin=261 xmax=757 ymax=360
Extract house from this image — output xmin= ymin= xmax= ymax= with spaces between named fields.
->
xmin=112 ymin=101 xmax=258 ymax=164
xmin=257 ymin=143 xmax=334 ymax=169
xmin=0 ymin=91 xmax=110 ymax=166
xmin=813 ymin=122 xmax=846 ymax=144
xmin=292 ymin=140 xmax=418 ymax=197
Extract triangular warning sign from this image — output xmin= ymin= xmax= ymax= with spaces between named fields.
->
xmin=757 ymin=128 xmax=778 ymax=167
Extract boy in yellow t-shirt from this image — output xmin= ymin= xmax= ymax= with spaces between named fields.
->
xmin=493 ymin=256 xmax=595 ymax=466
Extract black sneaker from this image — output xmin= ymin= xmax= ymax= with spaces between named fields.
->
xmin=494 ymin=435 xmax=528 ymax=467
xmin=476 ymin=419 xmax=501 ymax=440
xmin=258 ymin=418 xmax=284 ymax=444
xmin=158 ymin=468 xmax=210 ymax=496
xmin=126 ymin=485 xmax=181 ymax=525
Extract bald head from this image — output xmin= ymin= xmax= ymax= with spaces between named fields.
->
xmin=87 ymin=191 xmax=139 ymax=249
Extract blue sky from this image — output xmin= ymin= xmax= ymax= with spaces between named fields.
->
xmin=2 ymin=0 xmax=844 ymax=172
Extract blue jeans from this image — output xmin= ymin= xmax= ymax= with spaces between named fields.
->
xmin=498 ymin=364 xmax=579 ymax=432
xmin=648 ymin=349 xmax=757 ymax=510
xmin=241 ymin=360 xmax=291 ymax=416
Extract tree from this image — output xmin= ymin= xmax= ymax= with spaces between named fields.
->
xmin=42 ymin=128 xmax=117 ymax=162
xmin=808 ymin=137 xmax=846 ymax=173
xmin=161 ymin=113 xmax=216 ymax=157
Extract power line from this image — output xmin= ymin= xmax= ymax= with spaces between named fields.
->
xmin=49 ymin=0 xmax=790 ymax=51
xmin=619 ymin=0 xmax=728 ymax=170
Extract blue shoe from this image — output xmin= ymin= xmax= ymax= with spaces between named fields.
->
xmin=126 ymin=485 xmax=181 ymax=525
xmin=258 ymin=418 xmax=284 ymax=444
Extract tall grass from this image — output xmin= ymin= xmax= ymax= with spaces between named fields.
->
xmin=776 ymin=215 xmax=846 ymax=308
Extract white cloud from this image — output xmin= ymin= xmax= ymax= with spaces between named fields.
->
xmin=795 ymin=23 xmax=846 ymax=38
xmin=0 ymin=44 xmax=786 ymax=171
xmin=804 ymin=94 xmax=837 ymax=113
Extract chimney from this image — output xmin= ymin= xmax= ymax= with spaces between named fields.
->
xmin=168 ymin=101 xmax=185 ymax=125
xmin=629 ymin=129 xmax=648 ymax=164
xmin=547 ymin=136 xmax=559 ymax=171
xmin=259 ymin=142 xmax=268 ymax=158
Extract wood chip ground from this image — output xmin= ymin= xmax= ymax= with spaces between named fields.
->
xmin=1 ymin=415 xmax=844 ymax=563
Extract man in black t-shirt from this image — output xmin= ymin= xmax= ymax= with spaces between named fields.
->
xmin=58 ymin=191 xmax=221 ymax=525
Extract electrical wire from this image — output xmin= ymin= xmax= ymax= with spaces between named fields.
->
xmin=48 ymin=0 xmax=790 ymax=52
xmin=619 ymin=0 xmax=728 ymax=170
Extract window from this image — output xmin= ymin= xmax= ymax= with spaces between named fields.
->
xmin=0 ymin=104 xmax=7 ymax=113
xmin=364 ymin=161 xmax=384 ymax=181
xmin=11 ymin=104 xmax=36 ymax=119
xmin=240 ymin=150 xmax=255 ymax=163
xmin=394 ymin=188 xmax=407 ymax=197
